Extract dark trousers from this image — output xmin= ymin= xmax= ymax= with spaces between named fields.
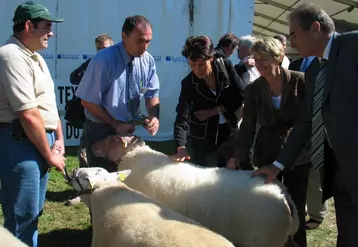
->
xmin=333 ymin=172 xmax=358 ymax=247
xmin=282 ymin=163 xmax=311 ymax=247
xmin=326 ymin=144 xmax=358 ymax=247
xmin=190 ymin=124 xmax=231 ymax=167
xmin=84 ymin=119 xmax=117 ymax=172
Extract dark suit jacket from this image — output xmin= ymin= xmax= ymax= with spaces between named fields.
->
xmin=277 ymin=31 xmax=358 ymax=200
xmin=231 ymin=69 xmax=309 ymax=168
xmin=174 ymin=58 xmax=245 ymax=147
xmin=234 ymin=62 xmax=248 ymax=78
xmin=70 ymin=58 xmax=91 ymax=85
xmin=214 ymin=45 xmax=227 ymax=58
xmin=288 ymin=58 xmax=303 ymax=71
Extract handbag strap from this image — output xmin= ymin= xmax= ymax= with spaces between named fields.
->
xmin=216 ymin=57 xmax=230 ymax=84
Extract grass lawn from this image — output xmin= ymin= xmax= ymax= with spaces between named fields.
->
xmin=0 ymin=141 xmax=337 ymax=247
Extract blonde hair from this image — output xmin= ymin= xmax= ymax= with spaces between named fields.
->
xmin=250 ymin=37 xmax=284 ymax=63
xmin=95 ymin=34 xmax=113 ymax=45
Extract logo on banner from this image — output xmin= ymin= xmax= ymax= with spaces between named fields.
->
xmin=165 ymin=56 xmax=187 ymax=63
xmin=57 ymin=54 xmax=80 ymax=60
xmin=83 ymin=54 xmax=95 ymax=60
xmin=39 ymin=53 xmax=54 ymax=59
xmin=153 ymin=56 xmax=162 ymax=62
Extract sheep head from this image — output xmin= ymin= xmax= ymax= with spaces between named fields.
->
xmin=65 ymin=167 xmax=132 ymax=192
xmin=92 ymin=134 xmax=144 ymax=162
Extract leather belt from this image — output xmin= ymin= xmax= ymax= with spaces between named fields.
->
xmin=0 ymin=122 xmax=54 ymax=133
xmin=0 ymin=122 xmax=11 ymax=127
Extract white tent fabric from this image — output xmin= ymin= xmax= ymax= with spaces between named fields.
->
xmin=0 ymin=0 xmax=254 ymax=146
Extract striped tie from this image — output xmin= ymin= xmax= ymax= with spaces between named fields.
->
xmin=311 ymin=59 xmax=327 ymax=170
xmin=127 ymin=59 xmax=141 ymax=120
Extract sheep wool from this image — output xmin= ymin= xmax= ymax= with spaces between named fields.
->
xmin=0 ymin=226 xmax=29 ymax=247
xmin=71 ymin=168 xmax=235 ymax=247
xmin=117 ymin=145 xmax=299 ymax=247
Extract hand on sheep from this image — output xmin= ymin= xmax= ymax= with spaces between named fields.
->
xmin=194 ymin=108 xmax=218 ymax=121
xmin=251 ymin=164 xmax=281 ymax=184
xmin=144 ymin=116 xmax=159 ymax=136
xmin=170 ymin=147 xmax=191 ymax=162
xmin=226 ymin=158 xmax=239 ymax=170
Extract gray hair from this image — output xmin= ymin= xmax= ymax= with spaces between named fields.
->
xmin=238 ymin=35 xmax=256 ymax=49
xmin=273 ymin=34 xmax=287 ymax=44
xmin=288 ymin=3 xmax=335 ymax=34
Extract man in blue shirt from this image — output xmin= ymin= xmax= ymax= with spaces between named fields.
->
xmin=76 ymin=15 xmax=160 ymax=172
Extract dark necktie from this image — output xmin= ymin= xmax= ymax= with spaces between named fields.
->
xmin=311 ymin=59 xmax=328 ymax=170
xmin=127 ymin=59 xmax=140 ymax=120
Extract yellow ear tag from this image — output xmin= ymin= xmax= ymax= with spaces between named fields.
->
xmin=117 ymin=170 xmax=131 ymax=182
xmin=118 ymin=173 xmax=128 ymax=182
xmin=89 ymin=181 xmax=95 ymax=189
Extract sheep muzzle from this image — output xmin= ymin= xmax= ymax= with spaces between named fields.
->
xmin=92 ymin=134 xmax=144 ymax=163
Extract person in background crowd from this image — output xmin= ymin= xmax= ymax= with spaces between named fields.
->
xmin=76 ymin=15 xmax=160 ymax=173
xmin=70 ymin=34 xmax=114 ymax=85
xmin=253 ymin=3 xmax=358 ymax=246
xmin=234 ymin=35 xmax=260 ymax=87
xmin=274 ymin=34 xmax=290 ymax=69
xmin=171 ymin=35 xmax=244 ymax=167
xmin=227 ymin=37 xmax=311 ymax=247
xmin=0 ymin=1 xmax=66 ymax=246
xmin=69 ymin=34 xmax=114 ymax=168
xmin=289 ymin=55 xmax=328 ymax=230
xmin=214 ymin=32 xmax=239 ymax=58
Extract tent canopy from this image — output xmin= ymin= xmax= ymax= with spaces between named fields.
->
xmin=253 ymin=0 xmax=358 ymax=57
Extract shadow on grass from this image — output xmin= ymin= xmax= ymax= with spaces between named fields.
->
xmin=45 ymin=189 xmax=77 ymax=203
xmin=39 ymin=228 xmax=92 ymax=247
xmin=0 ymin=188 xmax=77 ymax=204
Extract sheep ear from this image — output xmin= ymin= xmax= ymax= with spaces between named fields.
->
xmin=120 ymin=137 xmax=128 ymax=148
xmin=117 ymin=170 xmax=131 ymax=182
xmin=87 ymin=178 xmax=97 ymax=190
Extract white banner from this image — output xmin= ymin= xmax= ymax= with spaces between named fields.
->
xmin=0 ymin=0 xmax=254 ymax=146
xmin=60 ymin=116 xmax=84 ymax=146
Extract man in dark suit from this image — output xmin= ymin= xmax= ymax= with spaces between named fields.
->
xmin=253 ymin=3 xmax=358 ymax=246
xmin=214 ymin=32 xmax=239 ymax=58
xmin=289 ymin=55 xmax=328 ymax=230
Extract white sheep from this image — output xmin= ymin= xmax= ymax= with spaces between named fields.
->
xmin=92 ymin=135 xmax=299 ymax=247
xmin=65 ymin=167 xmax=234 ymax=247
xmin=0 ymin=226 xmax=29 ymax=247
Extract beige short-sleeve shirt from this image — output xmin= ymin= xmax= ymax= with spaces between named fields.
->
xmin=0 ymin=36 xmax=59 ymax=130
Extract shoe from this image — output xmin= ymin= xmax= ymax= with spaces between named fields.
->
xmin=305 ymin=218 xmax=322 ymax=230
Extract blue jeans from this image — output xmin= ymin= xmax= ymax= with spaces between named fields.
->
xmin=0 ymin=125 xmax=54 ymax=247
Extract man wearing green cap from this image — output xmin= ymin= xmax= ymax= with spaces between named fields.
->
xmin=0 ymin=1 xmax=65 ymax=246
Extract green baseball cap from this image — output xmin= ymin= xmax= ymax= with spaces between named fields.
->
xmin=13 ymin=1 xmax=64 ymax=24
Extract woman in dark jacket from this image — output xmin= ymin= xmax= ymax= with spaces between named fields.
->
xmin=171 ymin=35 xmax=244 ymax=167
xmin=227 ymin=37 xmax=311 ymax=247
